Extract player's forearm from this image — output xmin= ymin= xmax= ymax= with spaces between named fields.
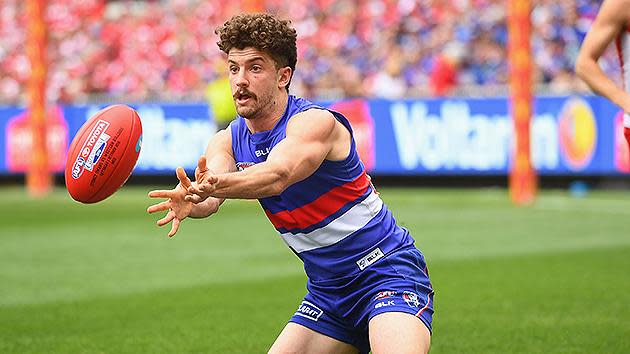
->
xmin=210 ymin=161 xmax=290 ymax=199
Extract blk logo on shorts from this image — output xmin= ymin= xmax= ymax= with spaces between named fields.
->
xmin=357 ymin=247 xmax=384 ymax=270
xmin=294 ymin=301 xmax=323 ymax=322
xmin=375 ymin=300 xmax=395 ymax=309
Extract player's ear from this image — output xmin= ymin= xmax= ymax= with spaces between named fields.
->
xmin=277 ymin=67 xmax=292 ymax=89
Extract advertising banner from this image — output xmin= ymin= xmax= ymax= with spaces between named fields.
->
xmin=0 ymin=95 xmax=628 ymax=176
xmin=1 ymin=103 xmax=216 ymax=175
xmin=367 ymin=95 xmax=626 ymax=176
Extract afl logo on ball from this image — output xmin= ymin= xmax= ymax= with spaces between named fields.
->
xmin=72 ymin=120 xmax=110 ymax=179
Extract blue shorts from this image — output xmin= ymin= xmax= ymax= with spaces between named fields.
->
xmin=289 ymin=246 xmax=434 ymax=354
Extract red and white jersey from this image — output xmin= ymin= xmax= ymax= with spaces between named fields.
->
xmin=615 ymin=24 xmax=630 ymax=127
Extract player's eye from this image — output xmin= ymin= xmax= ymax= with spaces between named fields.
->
xmin=251 ymin=65 xmax=262 ymax=73
xmin=229 ymin=66 xmax=239 ymax=74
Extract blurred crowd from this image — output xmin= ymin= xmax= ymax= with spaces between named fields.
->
xmin=0 ymin=0 xmax=616 ymax=104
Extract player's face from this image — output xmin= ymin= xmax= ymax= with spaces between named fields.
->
xmin=227 ymin=47 xmax=284 ymax=119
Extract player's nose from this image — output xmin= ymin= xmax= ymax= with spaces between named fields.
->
xmin=234 ymin=70 xmax=249 ymax=87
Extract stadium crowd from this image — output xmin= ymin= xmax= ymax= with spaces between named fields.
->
xmin=0 ymin=0 xmax=613 ymax=104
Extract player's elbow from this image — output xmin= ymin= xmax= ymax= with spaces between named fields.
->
xmin=574 ymin=54 xmax=590 ymax=81
xmin=267 ymin=167 xmax=291 ymax=196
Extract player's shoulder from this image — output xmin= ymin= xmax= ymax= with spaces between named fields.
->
xmin=289 ymin=106 xmax=336 ymax=126
xmin=286 ymin=108 xmax=338 ymax=140
xmin=211 ymin=124 xmax=233 ymax=150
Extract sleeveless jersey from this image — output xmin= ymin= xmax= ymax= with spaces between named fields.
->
xmin=230 ymin=95 xmax=415 ymax=281
xmin=615 ymin=25 xmax=630 ymax=127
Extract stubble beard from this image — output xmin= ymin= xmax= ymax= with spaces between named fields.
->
xmin=236 ymin=91 xmax=275 ymax=120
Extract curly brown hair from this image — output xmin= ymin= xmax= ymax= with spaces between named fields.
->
xmin=215 ymin=13 xmax=298 ymax=90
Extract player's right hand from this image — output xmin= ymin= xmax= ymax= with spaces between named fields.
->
xmin=146 ymin=167 xmax=194 ymax=237
xmin=185 ymin=156 xmax=216 ymax=204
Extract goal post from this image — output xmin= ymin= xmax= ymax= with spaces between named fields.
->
xmin=26 ymin=0 xmax=52 ymax=197
xmin=508 ymin=0 xmax=537 ymax=205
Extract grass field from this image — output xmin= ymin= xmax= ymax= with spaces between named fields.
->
xmin=1 ymin=185 xmax=629 ymax=353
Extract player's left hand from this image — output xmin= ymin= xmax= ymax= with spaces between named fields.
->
xmin=147 ymin=167 xmax=195 ymax=237
xmin=185 ymin=156 xmax=219 ymax=203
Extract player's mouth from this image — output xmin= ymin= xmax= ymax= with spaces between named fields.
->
xmin=234 ymin=90 xmax=255 ymax=105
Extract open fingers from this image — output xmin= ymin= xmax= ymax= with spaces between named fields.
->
xmin=195 ymin=156 xmax=209 ymax=182
xmin=157 ymin=211 xmax=175 ymax=226
xmin=147 ymin=200 xmax=170 ymax=214
xmin=176 ymin=167 xmax=193 ymax=189
xmin=148 ymin=189 xmax=176 ymax=199
xmin=188 ymin=182 xmax=216 ymax=196
xmin=168 ymin=218 xmax=180 ymax=238
xmin=197 ymin=156 xmax=208 ymax=174
xmin=188 ymin=184 xmax=204 ymax=195
xmin=184 ymin=193 xmax=204 ymax=203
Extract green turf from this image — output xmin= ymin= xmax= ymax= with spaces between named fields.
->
xmin=0 ymin=185 xmax=629 ymax=353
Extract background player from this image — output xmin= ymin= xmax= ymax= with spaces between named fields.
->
xmin=575 ymin=0 xmax=630 ymax=154
xmin=147 ymin=13 xmax=433 ymax=354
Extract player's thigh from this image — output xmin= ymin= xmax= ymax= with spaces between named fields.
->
xmin=268 ymin=322 xmax=359 ymax=354
xmin=368 ymin=312 xmax=431 ymax=354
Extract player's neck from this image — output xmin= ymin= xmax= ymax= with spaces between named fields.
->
xmin=246 ymin=92 xmax=289 ymax=133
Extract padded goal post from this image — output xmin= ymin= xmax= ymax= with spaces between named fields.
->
xmin=26 ymin=0 xmax=52 ymax=197
xmin=508 ymin=0 xmax=537 ymax=205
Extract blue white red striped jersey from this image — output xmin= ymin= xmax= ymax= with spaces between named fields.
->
xmin=230 ymin=95 xmax=414 ymax=281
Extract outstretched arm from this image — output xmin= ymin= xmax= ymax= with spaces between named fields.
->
xmin=185 ymin=127 xmax=237 ymax=204
xmin=146 ymin=126 xmax=236 ymax=237
xmin=189 ymin=109 xmax=348 ymax=199
xmin=147 ymin=168 xmax=220 ymax=237
xmin=576 ymin=0 xmax=630 ymax=113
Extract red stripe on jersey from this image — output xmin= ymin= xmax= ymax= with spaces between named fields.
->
xmin=265 ymin=172 xmax=370 ymax=231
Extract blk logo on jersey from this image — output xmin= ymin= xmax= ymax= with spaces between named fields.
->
xmin=255 ymin=146 xmax=271 ymax=157
xmin=294 ymin=301 xmax=323 ymax=322
xmin=403 ymin=291 xmax=420 ymax=308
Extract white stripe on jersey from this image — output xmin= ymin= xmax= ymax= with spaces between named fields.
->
xmin=279 ymin=190 xmax=383 ymax=253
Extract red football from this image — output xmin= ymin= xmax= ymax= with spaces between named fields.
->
xmin=65 ymin=104 xmax=143 ymax=203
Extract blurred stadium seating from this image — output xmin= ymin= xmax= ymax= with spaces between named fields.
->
xmin=0 ymin=0 xmax=616 ymax=104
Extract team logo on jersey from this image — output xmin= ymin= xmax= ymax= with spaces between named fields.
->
xmin=236 ymin=162 xmax=256 ymax=171
xmin=294 ymin=301 xmax=323 ymax=322
xmin=374 ymin=291 xmax=397 ymax=301
xmin=403 ymin=291 xmax=420 ymax=308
